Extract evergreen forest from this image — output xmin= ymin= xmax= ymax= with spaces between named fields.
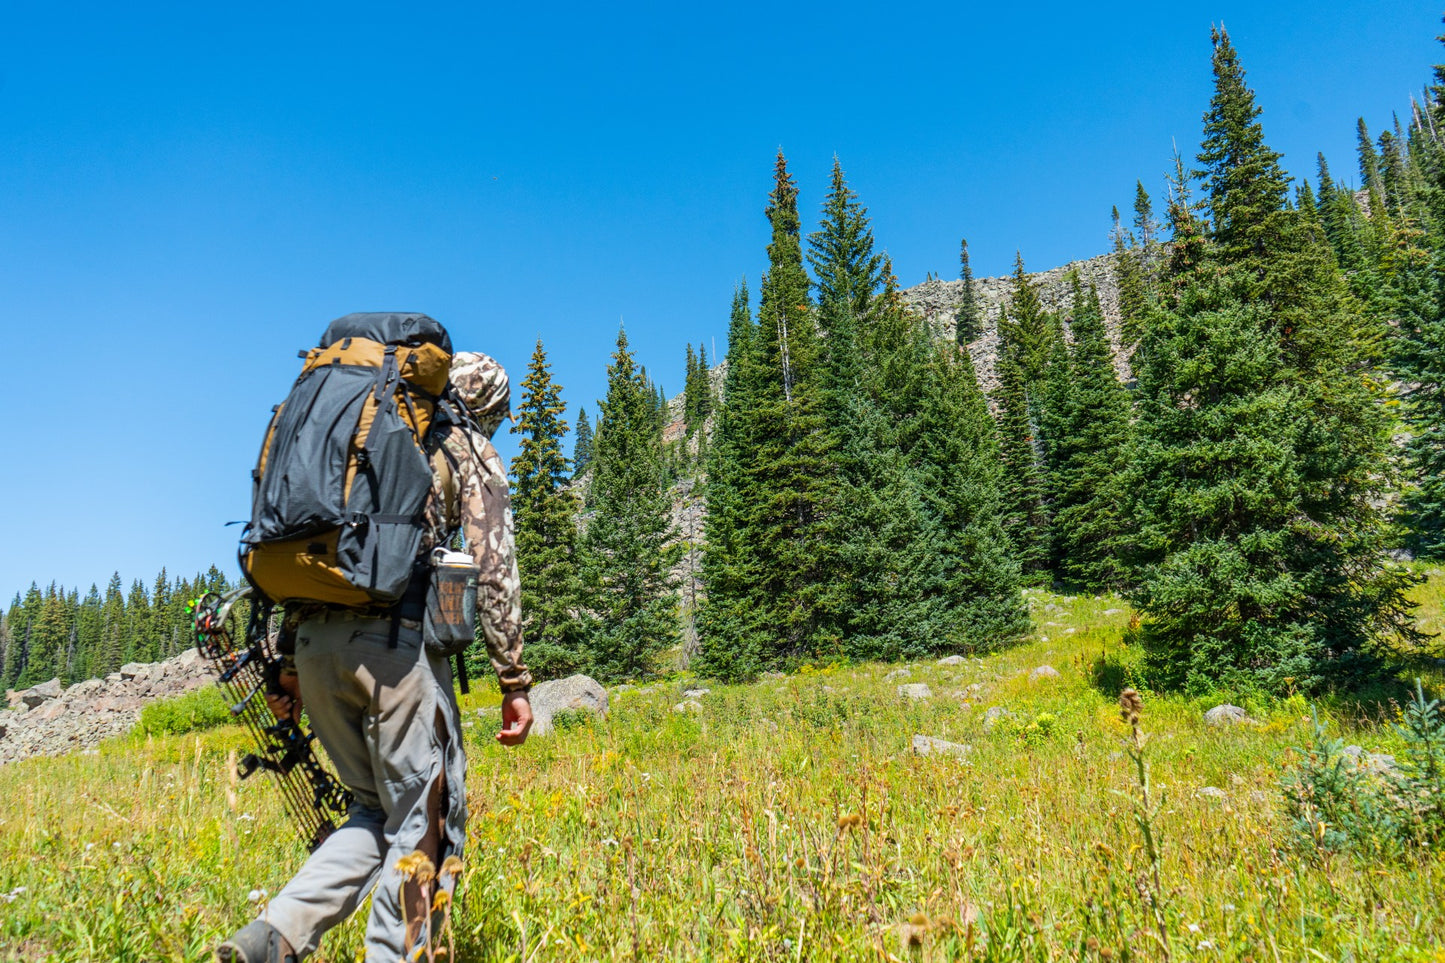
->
xmin=8 ymin=24 xmax=1445 ymax=701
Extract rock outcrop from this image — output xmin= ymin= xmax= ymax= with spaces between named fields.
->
xmin=0 ymin=649 xmax=216 ymax=765
xmin=901 ymin=253 xmax=1127 ymax=399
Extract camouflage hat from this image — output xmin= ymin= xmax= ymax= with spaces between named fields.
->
xmin=450 ymin=351 xmax=510 ymax=439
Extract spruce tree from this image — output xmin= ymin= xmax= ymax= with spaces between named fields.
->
xmin=1124 ymin=28 xmax=1420 ymax=692
xmin=1113 ymin=205 xmax=1148 ymax=351
xmin=1196 ymin=27 xmax=1288 ymax=268
xmin=994 ymin=350 xmax=1050 ymax=582
xmin=99 ymin=573 xmax=125 ymax=677
xmin=1047 ymin=283 xmax=1132 ymax=589
xmin=1133 ymin=180 xmax=1162 ymax=283
xmin=683 ymin=343 xmax=699 ymax=434
xmin=955 ymin=238 xmax=980 ymax=345
xmin=510 ymin=339 xmax=584 ymax=680
xmin=725 ymin=150 xmax=830 ymax=663
xmin=580 ymin=327 xmax=679 ymax=681
xmin=572 ymin=408 xmax=594 ymax=479
xmin=1391 ymin=222 xmax=1445 ymax=557
xmin=997 ymin=252 xmax=1058 ymax=385
xmin=912 ymin=343 xmax=1029 ymax=649
xmin=696 ymin=281 xmax=773 ymax=679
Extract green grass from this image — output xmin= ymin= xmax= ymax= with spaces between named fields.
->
xmin=2 ymin=578 xmax=1443 ymax=961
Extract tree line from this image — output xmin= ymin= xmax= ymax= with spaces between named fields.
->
xmin=506 ymin=23 xmax=1445 ymax=694
xmin=0 ymin=568 xmax=235 ymax=691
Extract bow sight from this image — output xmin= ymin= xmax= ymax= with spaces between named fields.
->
xmin=188 ymin=588 xmax=352 ymax=851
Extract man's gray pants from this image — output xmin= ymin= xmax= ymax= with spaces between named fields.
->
xmin=261 ymin=612 xmax=468 ymax=962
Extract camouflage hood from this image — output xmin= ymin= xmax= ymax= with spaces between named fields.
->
xmin=450 ymin=351 xmax=510 ymax=439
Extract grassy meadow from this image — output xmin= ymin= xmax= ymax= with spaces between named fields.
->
xmin=2 ymin=573 xmax=1443 ymax=962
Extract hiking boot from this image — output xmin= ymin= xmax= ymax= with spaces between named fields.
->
xmin=214 ymin=920 xmax=299 ymax=963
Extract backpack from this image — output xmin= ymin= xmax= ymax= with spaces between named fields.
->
xmin=241 ymin=312 xmax=454 ymax=608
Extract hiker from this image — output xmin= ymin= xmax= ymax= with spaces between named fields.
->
xmin=217 ymin=343 xmax=533 ymax=963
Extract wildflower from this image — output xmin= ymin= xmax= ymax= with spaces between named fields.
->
xmin=439 ymin=856 xmax=463 ymax=880
xmin=395 ymin=851 xmax=436 ymax=885
xmin=247 ymin=888 xmax=267 ymax=903
xmin=1119 ymin=688 xmax=1143 ymax=726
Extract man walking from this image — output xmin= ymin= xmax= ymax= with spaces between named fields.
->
xmin=217 ymin=349 xmax=532 ymax=963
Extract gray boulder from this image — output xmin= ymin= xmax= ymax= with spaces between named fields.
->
xmin=673 ymin=700 xmax=702 ymax=714
xmin=937 ymin=656 xmax=966 ymax=666
xmin=1204 ymin=705 xmax=1251 ymax=727
xmin=884 ymin=668 xmax=912 ymax=682
xmin=983 ymin=706 xmax=1018 ymax=729
xmin=21 ymin=679 xmax=62 ymax=708
xmin=1197 ymin=786 xmax=1228 ymax=799
xmin=682 ymin=688 xmax=711 ymax=699
xmin=912 ymin=734 xmax=972 ymax=759
xmin=526 ymin=674 xmax=608 ymax=737
xmin=898 ymin=683 xmax=933 ymax=700
xmin=1029 ymin=665 xmax=1060 ymax=681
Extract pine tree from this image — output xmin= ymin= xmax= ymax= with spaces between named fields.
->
xmin=1391 ymin=221 xmax=1445 ymax=557
xmin=1123 ymin=28 xmax=1420 ymax=692
xmin=912 ymin=344 xmax=1029 ymax=649
xmin=99 ymin=573 xmax=125 ymax=677
xmin=1047 ymin=283 xmax=1132 ymax=589
xmin=124 ymin=579 xmax=151 ymax=664
xmin=717 ymin=151 xmax=830 ymax=664
xmin=2 ymin=587 xmax=36 ymax=690
xmin=510 ymin=339 xmax=585 ymax=680
xmin=997 ymin=252 xmax=1058 ymax=385
xmin=1113 ymin=205 xmax=1148 ymax=351
xmin=74 ymin=584 xmax=102 ymax=681
xmin=572 ymin=408 xmax=594 ymax=479
xmin=1196 ymin=27 xmax=1288 ymax=268
xmin=806 ymin=162 xmax=952 ymax=658
xmin=20 ymin=584 xmax=65 ymax=687
xmin=955 ymin=238 xmax=980 ymax=345
xmin=580 ymin=327 xmax=679 ymax=681
xmin=696 ymin=281 xmax=773 ymax=679
xmin=994 ymin=350 xmax=1049 ymax=581
xmin=694 ymin=344 xmax=712 ymax=426
xmin=1133 ymin=180 xmax=1162 ymax=283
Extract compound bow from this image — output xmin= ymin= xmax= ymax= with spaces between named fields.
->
xmin=188 ymin=587 xmax=352 ymax=851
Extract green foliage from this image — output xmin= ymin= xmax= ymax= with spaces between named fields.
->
xmin=1281 ymin=684 xmax=1445 ymax=858
xmin=572 ymin=407 xmax=593 ymax=479
xmin=955 ymin=237 xmax=979 ymax=344
xmin=1122 ymin=27 xmax=1423 ymax=694
xmin=136 ymin=686 xmax=232 ymax=737
xmin=510 ymin=340 xmax=585 ymax=679
xmin=1 ymin=569 xmax=231 ymax=692
xmin=994 ymin=351 xmax=1049 ymax=582
xmin=1196 ymin=27 xmax=1288 ymax=267
xmin=580 ymin=327 xmax=680 ymax=682
xmin=11 ymin=587 xmax=1445 ymax=961
xmin=1046 ymin=282 xmax=1132 ymax=591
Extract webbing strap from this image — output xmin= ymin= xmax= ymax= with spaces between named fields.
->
xmin=346 ymin=512 xmax=420 ymax=526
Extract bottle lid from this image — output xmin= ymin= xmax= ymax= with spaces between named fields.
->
xmin=433 ymin=548 xmax=475 ymax=567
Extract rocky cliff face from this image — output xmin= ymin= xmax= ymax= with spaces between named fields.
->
xmin=0 ymin=650 xmax=216 ymax=765
xmin=901 ymin=252 xmax=1130 ymax=394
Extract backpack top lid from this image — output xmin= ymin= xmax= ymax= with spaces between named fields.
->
xmin=320 ymin=312 xmax=453 ymax=354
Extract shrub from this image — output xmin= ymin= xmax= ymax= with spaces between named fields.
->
xmin=136 ymin=686 xmax=233 ymax=737
xmin=1282 ymin=680 xmax=1445 ymax=855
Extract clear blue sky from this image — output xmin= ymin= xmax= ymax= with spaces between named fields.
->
xmin=1 ymin=0 xmax=1439 ymax=604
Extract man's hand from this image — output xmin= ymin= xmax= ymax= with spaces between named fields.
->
xmin=496 ymin=691 xmax=532 ymax=746
xmin=266 ymin=668 xmax=302 ymax=725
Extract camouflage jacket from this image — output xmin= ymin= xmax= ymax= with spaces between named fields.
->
xmin=424 ymin=423 xmax=531 ymax=693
